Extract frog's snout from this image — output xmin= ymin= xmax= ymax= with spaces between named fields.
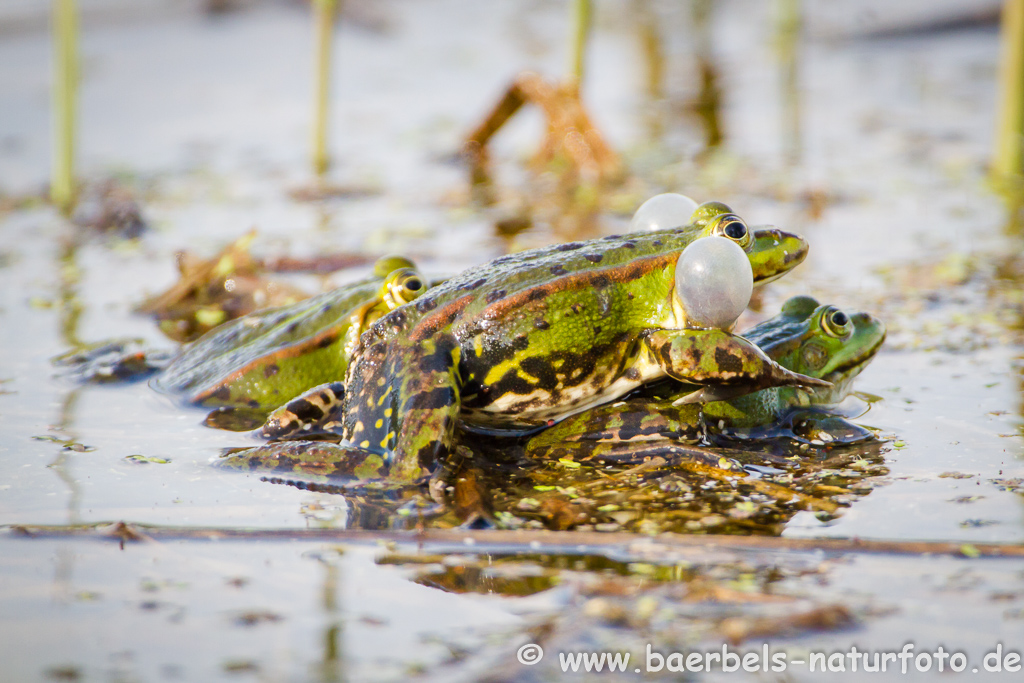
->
xmin=850 ymin=312 xmax=887 ymax=351
xmin=749 ymin=227 xmax=809 ymax=284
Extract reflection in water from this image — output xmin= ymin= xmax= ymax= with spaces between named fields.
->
xmin=221 ymin=427 xmax=890 ymax=536
xmin=314 ymin=550 xmax=344 ymax=683
xmin=776 ymin=0 xmax=802 ymax=163
xmin=54 ymin=236 xmax=85 ymax=525
xmin=50 ymin=389 xmax=84 ymax=526
xmin=57 ymin=239 xmax=83 ymax=348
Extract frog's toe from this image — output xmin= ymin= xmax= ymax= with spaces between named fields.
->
xmin=773 ymin=367 xmax=833 ymax=390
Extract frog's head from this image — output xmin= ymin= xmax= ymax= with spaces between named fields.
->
xmin=372 ymin=254 xmax=418 ymax=278
xmin=687 ymin=202 xmax=808 ymax=285
xmin=746 ymin=295 xmax=886 ymax=404
xmin=381 ymin=268 xmax=427 ymax=309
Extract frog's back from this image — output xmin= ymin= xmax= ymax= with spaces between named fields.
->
xmin=371 ymin=228 xmax=698 ymax=344
xmin=155 ymin=278 xmax=383 ymax=407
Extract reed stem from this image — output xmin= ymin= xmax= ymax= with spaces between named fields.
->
xmin=52 ymin=0 xmax=78 ymax=214
xmin=312 ymin=0 xmax=338 ymax=177
xmin=776 ymin=0 xmax=802 ymax=163
xmin=994 ymin=0 xmax=1024 ymax=182
xmin=569 ymin=0 xmax=592 ymax=84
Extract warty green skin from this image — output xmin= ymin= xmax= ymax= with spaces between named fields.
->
xmin=525 ymin=296 xmax=886 ymax=462
xmin=153 ymin=255 xmax=425 ymax=411
xmin=331 ymin=202 xmax=823 ymax=483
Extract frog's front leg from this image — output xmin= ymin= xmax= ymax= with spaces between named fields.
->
xmin=343 ymin=334 xmax=463 ymax=483
xmin=642 ymin=329 xmax=831 ymax=403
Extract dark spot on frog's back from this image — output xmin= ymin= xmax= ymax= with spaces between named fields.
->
xmin=416 ymin=297 xmax=438 ymax=313
xmin=534 ymin=318 xmax=550 ymax=330
xmin=622 ymin=241 xmax=636 ymax=249
xmin=418 ymin=337 xmax=459 ymax=374
xmin=263 ymin=363 xmax=279 ymax=378
xmin=714 ymin=347 xmax=743 ymax=374
xmin=556 ymin=242 xmax=584 ymax=252
xmin=584 ymin=253 xmax=603 ymax=263
xmin=485 ymin=289 xmax=506 ymax=303
xmin=550 ymin=264 xmax=568 ymax=276
xmin=526 ymin=288 xmax=547 ymax=303
xmin=462 ymin=278 xmax=487 ymax=291
xmin=210 ymin=385 xmax=231 ymax=402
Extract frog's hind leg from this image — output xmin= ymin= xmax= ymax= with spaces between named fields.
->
xmin=215 ymin=439 xmax=389 ymax=481
xmin=343 ymin=333 xmax=464 ymax=484
xmin=260 ymin=381 xmax=346 ymax=440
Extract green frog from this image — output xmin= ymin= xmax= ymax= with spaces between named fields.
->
xmin=525 ymin=295 xmax=886 ymax=463
xmin=153 ymin=255 xmax=426 ymax=412
xmin=253 ymin=202 xmax=827 ymax=485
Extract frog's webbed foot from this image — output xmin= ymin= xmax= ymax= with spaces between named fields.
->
xmin=215 ymin=440 xmax=392 ymax=481
xmin=260 ymin=382 xmax=346 ymax=440
xmin=785 ymin=410 xmax=879 ymax=446
xmin=644 ymin=328 xmax=831 ymax=402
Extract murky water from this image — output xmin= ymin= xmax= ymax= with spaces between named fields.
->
xmin=2 ymin=0 xmax=1023 ymax=680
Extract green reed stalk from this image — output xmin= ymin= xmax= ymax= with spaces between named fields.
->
xmin=994 ymin=0 xmax=1024 ymax=182
xmin=312 ymin=0 xmax=338 ymax=177
xmin=776 ymin=0 xmax=802 ymax=163
xmin=52 ymin=0 xmax=78 ymax=214
xmin=569 ymin=0 xmax=592 ymax=84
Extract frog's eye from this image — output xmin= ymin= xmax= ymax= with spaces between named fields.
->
xmin=384 ymin=268 xmax=426 ymax=307
xmin=713 ymin=214 xmax=751 ymax=249
xmin=821 ymin=307 xmax=852 ymax=338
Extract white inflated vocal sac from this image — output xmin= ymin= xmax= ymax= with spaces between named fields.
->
xmin=629 ymin=193 xmax=699 ymax=232
xmin=674 ymin=236 xmax=753 ymax=330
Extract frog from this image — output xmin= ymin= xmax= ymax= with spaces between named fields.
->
xmin=524 ymin=295 xmax=886 ymax=464
xmin=251 ymin=202 xmax=828 ymax=486
xmin=153 ymin=255 xmax=427 ymax=413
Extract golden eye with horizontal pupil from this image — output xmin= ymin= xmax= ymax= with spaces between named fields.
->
xmin=383 ymin=268 xmax=426 ymax=307
xmin=713 ymin=214 xmax=751 ymax=249
xmin=821 ymin=307 xmax=852 ymax=338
